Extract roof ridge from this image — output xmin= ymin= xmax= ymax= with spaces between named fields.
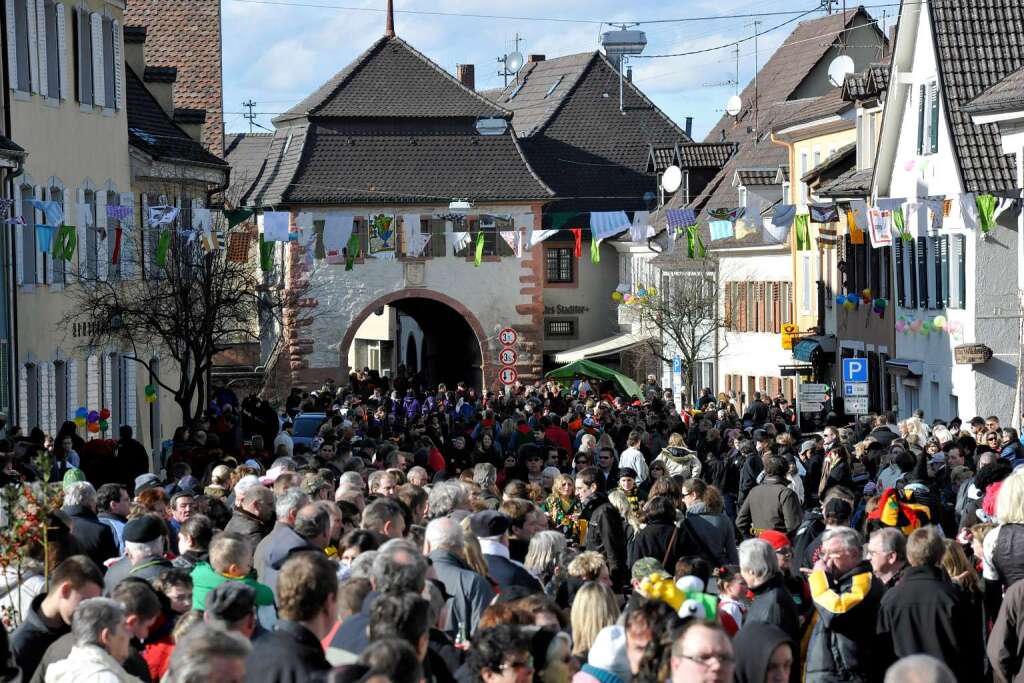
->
xmin=307 ymin=36 xmax=391 ymax=118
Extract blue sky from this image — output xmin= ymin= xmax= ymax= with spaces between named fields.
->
xmin=221 ymin=0 xmax=894 ymax=140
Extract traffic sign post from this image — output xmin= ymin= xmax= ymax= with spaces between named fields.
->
xmin=498 ymin=367 xmax=518 ymax=385
xmin=845 ymin=397 xmax=869 ymax=414
xmin=842 ymin=358 xmax=868 ymax=383
xmin=498 ymin=328 xmax=518 ymax=347
xmin=498 ymin=348 xmax=518 ymax=366
xmin=844 ymin=383 xmax=868 ymax=397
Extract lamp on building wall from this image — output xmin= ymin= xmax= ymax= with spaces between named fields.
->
xmin=448 ymin=199 xmax=473 ymax=213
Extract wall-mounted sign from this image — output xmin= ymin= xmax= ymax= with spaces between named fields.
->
xmin=498 ymin=328 xmax=518 ymax=346
xmin=499 ymin=348 xmax=518 ymax=366
xmin=954 ymin=344 xmax=993 ymax=365
xmin=544 ymin=305 xmax=590 ymax=315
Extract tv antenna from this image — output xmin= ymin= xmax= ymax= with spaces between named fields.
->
xmin=243 ymin=100 xmax=257 ymax=133
xmin=746 ymin=17 xmax=762 ymax=135
xmin=703 ymin=44 xmax=740 ymax=90
xmin=497 ymin=33 xmax=525 ymax=87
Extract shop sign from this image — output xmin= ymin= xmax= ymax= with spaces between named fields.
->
xmin=953 ymin=344 xmax=993 ymax=365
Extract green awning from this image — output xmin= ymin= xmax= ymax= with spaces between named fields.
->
xmin=545 ymin=359 xmax=644 ymax=399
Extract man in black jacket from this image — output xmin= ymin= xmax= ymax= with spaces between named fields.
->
xmin=576 ymin=466 xmax=627 ymax=588
xmin=10 ymin=556 xmax=103 ymax=681
xmin=470 ymin=510 xmax=542 ymax=593
xmin=224 ymin=484 xmax=275 ymax=556
xmin=877 ymin=525 xmax=983 ymax=681
xmin=62 ymin=482 xmax=118 ymax=571
xmin=805 ymin=527 xmax=885 ymax=683
xmin=243 ymin=552 xmax=336 ymax=682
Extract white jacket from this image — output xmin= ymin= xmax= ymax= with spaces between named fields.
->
xmin=44 ymin=645 xmax=143 ymax=683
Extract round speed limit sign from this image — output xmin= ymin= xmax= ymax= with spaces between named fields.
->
xmin=498 ymin=328 xmax=518 ymax=346
xmin=498 ymin=367 xmax=518 ymax=385
xmin=499 ymin=348 xmax=518 ymax=366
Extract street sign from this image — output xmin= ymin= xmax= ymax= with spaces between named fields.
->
xmin=498 ymin=367 xmax=518 ymax=385
xmin=782 ymin=323 xmax=798 ymax=350
xmin=800 ymin=401 xmax=824 ymax=412
xmin=498 ymin=328 xmax=518 ymax=346
xmin=844 ymin=383 xmax=868 ymax=397
xmin=499 ymin=348 xmax=518 ymax=366
xmin=799 ymin=383 xmax=829 ymax=393
xmin=672 ymin=357 xmax=682 ymax=374
xmin=842 ymin=358 xmax=868 ymax=383
xmin=799 ymin=393 xmax=828 ymax=403
xmin=846 ymin=396 xmax=869 ymax=414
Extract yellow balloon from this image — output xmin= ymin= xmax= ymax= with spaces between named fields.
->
xmin=648 ymin=287 xmax=658 ymax=297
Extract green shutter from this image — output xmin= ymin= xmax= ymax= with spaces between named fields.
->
xmin=929 ymin=82 xmax=940 ymax=154
xmin=917 ymin=84 xmax=926 ymax=155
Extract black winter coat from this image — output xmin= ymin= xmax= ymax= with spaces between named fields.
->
xmin=243 ymin=620 xmax=331 ymax=683
xmin=745 ymin=573 xmax=801 ymax=644
xmin=10 ymin=594 xmax=68 ymax=682
xmin=737 ymin=454 xmax=764 ymax=508
xmin=580 ymin=493 xmax=627 ymax=587
xmin=483 ymin=553 xmax=543 ymax=593
xmin=805 ymin=562 xmax=885 ymax=683
xmin=63 ymin=505 xmax=118 ymax=571
xmin=876 ymin=565 xmax=983 ymax=681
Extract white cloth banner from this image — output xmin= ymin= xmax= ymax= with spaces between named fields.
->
xmin=867 ymin=207 xmax=894 ymax=248
xmin=262 ymin=211 xmax=290 ymax=242
xmin=295 ymin=212 xmax=314 ymax=246
xmin=499 ymin=230 xmax=521 ymax=257
xmin=447 ymin=229 xmax=470 ymax=253
xmin=960 ymin=193 xmax=979 ymax=230
xmin=192 ymin=208 xmax=212 ymax=232
xmin=323 ymin=213 xmax=353 ymax=258
xmin=590 ymin=211 xmax=630 ymax=242
xmin=146 ymin=205 xmax=177 ymax=227
xmin=407 ymin=233 xmax=431 ymax=257
xmin=849 ymin=200 xmax=869 ymax=235
xmin=401 ymin=214 xmax=424 ymax=256
xmin=514 ymin=213 xmax=536 ymax=249
xmin=529 ymin=229 xmax=558 ymax=247
xmin=629 ymin=211 xmax=652 ymax=242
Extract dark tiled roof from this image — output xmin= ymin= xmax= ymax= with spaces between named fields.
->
xmin=931 ymin=0 xmax=1024 ymax=193
xmin=125 ymin=65 xmax=227 ymax=169
xmin=843 ymin=71 xmax=870 ymax=99
xmin=224 ymin=133 xmax=274 ymax=201
xmin=647 ymin=144 xmax=681 ymax=173
xmin=277 ymin=36 xmax=508 ymax=122
xmin=817 ymin=167 xmax=873 ymax=198
xmin=679 ymin=142 xmax=737 ymax=168
xmin=802 ymin=142 xmax=856 ymax=182
xmin=735 ymin=169 xmax=778 ymax=186
xmin=868 ymin=62 xmax=890 ymax=91
xmin=512 ymin=54 xmax=691 ymax=211
xmin=0 ymin=135 xmax=25 ymax=157
xmin=492 ymin=52 xmax=595 ymax=137
xmin=772 ymin=88 xmax=853 ymax=131
xmin=842 ymin=61 xmax=891 ymax=101
xmin=965 ymin=66 xmax=1024 ymax=115
xmin=144 ymin=66 xmax=176 ymax=83
xmin=245 ymin=121 xmax=552 ymax=207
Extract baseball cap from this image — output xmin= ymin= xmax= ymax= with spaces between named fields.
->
xmin=630 ymin=557 xmax=665 ymax=582
xmin=134 ymin=473 xmax=161 ymax=494
xmin=758 ymin=529 xmax=791 ymax=551
xmin=205 ymin=582 xmax=257 ymax=624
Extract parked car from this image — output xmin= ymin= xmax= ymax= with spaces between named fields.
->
xmin=291 ymin=412 xmax=327 ymax=450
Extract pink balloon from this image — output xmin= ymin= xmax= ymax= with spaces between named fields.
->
xmin=910 ymin=320 xmax=923 ymax=332
xmin=895 ymin=320 xmax=906 ymax=332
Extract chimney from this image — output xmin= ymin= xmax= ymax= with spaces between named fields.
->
xmin=456 ymin=64 xmax=475 ymax=90
xmin=626 ymin=66 xmax=632 ymax=82
xmin=528 ymin=54 xmax=545 ymax=63
xmin=685 ymin=116 xmax=693 ymax=138
xmin=385 ymin=0 xmax=395 ymax=37
xmin=123 ymin=26 xmax=147 ymax=80
xmin=143 ymin=66 xmax=178 ymax=119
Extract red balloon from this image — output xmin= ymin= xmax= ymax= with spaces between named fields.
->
xmin=99 ymin=408 xmax=111 ymax=420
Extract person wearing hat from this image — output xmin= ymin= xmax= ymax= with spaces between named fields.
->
xmin=614 ymin=468 xmax=641 ymax=514
xmin=470 ymin=511 xmax=542 ymax=593
xmin=738 ymin=431 xmax=772 ymax=508
xmin=204 ymin=581 xmax=258 ymax=639
xmin=799 ymin=440 xmax=824 ymax=509
xmin=133 ymin=473 xmax=161 ymax=497
xmin=103 ymin=516 xmax=173 ymax=594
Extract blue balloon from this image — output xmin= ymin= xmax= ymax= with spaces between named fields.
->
xmin=836 ymin=295 xmax=847 ymax=305
xmin=848 ymin=294 xmax=860 ymax=305
xmin=75 ymin=407 xmax=88 ymax=419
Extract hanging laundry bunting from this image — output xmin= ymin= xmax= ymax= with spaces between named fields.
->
xmin=734 ymin=219 xmax=757 ymax=240
xmin=590 ymin=237 xmax=601 ymax=264
xmin=960 ymin=193 xmax=979 ymax=230
xmin=769 ymin=204 xmax=797 ymax=229
xmin=110 ymin=228 xmax=123 ymax=264
xmin=808 ymin=203 xmax=839 ymax=224
xmin=976 ymin=194 xmax=997 ymax=233
xmin=867 ymin=207 xmax=894 ymax=248
xmin=848 ymin=200 xmax=868 ymax=238
xmin=686 ymin=225 xmax=706 ymax=258
xmin=35 ymin=225 xmax=55 ymax=253
xmin=155 ymin=229 xmax=172 ymax=267
xmin=794 ymin=214 xmax=811 ymax=250
xmin=5 ymin=216 xmax=24 ymax=226
xmin=262 ymin=211 xmax=290 ymax=242
xmin=590 ymin=211 xmax=630 ymax=242
xmin=629 ymin=211 xmax=651 ymax=242
xmin=666 ymin=208 xmax=697 ymax=230
xmin=661 ymin=226 xmax=677 ymax=255
xmin=499 ymin=231 xmax=521 ymax=257
xmin=224 ymin=208 xmax=255 ymax=229
xmin=368 ymin=214 xmax=396 ymax=259
xmin=193 ymin=208 xmax=213 ymax=244
xmin=513 ymin=213 xmax=537 ymax=249
xmin=0 ymin=198 xmax=14 ymax=220
xmin=344 ymin=232 xmax=361 ymax=271
xmin=401 ymin=214 xmax=421 ymax=257
xmin=474 ymin=230 xmax=485 ymax=267
xmin=53 ymin=226 xmax=76 ymax=261
xmin=446 ymin=230 xmax=470 ymax=254
xmin=709 ymin=220 xmax=734 ymax=241
xmin=845 ymin=209 xmax=865 ymax=245
xmin=226 ymin=231 xmax=252 ymax=262
xmin=818 ymin=225 xmax=838 ymax=249
xmin=708 ymin=207 xmax=745 ymax=222
xmin=551 ymin=212 xmax=576 ymax=232
xmin=735 ymin=195 xmax=763 ymax=240
xmin=294 ymin=212 xmax=315 ymax=246
xmin=763 ymin=220 xmax=792 ymax=245
xmin=258 ymin=234 xmax=274 ymax=272
xmin=994 ymin=190 xmax=1022 ymax=223
xmin=891 ymin=207 xmax=910 ymax=241
xmin=27 ymin=200 xmax=64 ymax=227
xmin=903 ymin=200 xmax=929 ymax=238
xmin=147 ymin=206 xmax=178 ymax=227
xmin=106 ymin=204 xmax=132 ymax=221
xmin=570 ymin=228 xmax=582 ymax=258
xmin=324 ymin=213 xmax=354 ymax=259
xmin=923 ymin=196 xmax=945 ymax=231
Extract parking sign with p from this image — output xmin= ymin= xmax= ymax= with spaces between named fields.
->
xmin=842 ymin=358 xmax=868 ymax=384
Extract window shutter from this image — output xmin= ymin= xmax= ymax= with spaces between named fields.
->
xmin=916 ymin=236 xmax=929 ymax=308
xmin=40 ymin=361 xmax=52 ymax=436
xmin=738 ymin=282 xmax=747 ymax=332
xmin=34 ymin=0 xmax=46 ymax=96
xmin=119 ymin=192 xmax=134 ymax=278
xmin=55 ymin=2 xmax=67 ymax=99
xmin=933 ymin=235 xmax=944 ymax=308
xmin=724 ymin=282 xmax=732 ymax=330
xmin=123 ymin=357 xmax=136 ymax=431
xmin=74 ymin=190 xmax=86 ymax=282
xmin=102 ymin=353 xmax=112 ymax=425
xmin=929 ymin=82 xmax=940 ymax=154
xmin=95 ymin=190 xmax=107 ymax=281
xmin=5 ymin=1 xmax=17 ymax=88
xmin=111 ymin=19 xmax=121 ymax=110
xmin=908 ymin=238 xmax=918 ymax=307
xmin=894 ymin=239 xmax=905 ymax=307
xmin=17 ymin=364 xmax=27 ymax=427
xmin=955 ymin=235 xmax=966 ymax=309
xmin=33 ymin=186 xmax=44 ymax=285
xmin=90 ymin=12 xmax=102 ymax=107
xmin=25 ymin=0 xmax=37 ymax=93
xmin=917 ymin=84 xmax=926 ymax=156
xmin=772 ymin=282 xmax=781 ymax=333
xmin=13 ymin=191 xmax=23 ymax=286
xmin=65 ymin=358 xmax=77 ymax=421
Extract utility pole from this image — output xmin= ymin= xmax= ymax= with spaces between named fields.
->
xmin=242 ymin=100 xmax=257 ymax=134
xmin=746 ymin=18 xmax=762 ymax=135
xmin=821 ymin=0 xmax=837 ymax=13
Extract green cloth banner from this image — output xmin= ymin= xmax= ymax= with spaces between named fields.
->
xmin=550 ymin=212 xmax=576 ymax=232
xmin=344 ymin=232 xmax=360 ymax=271
xmin=686 ymin=225 xmax=706 ymax=258
xmin=258 ymin=234 xmax=273 ymax=272
xmin=53 ymin=225 xmax=77 ymax=261
xmin=155 ymin=230 xmax=172 ymax=267
xmin=893 ymin=207 xmax=911 ymax=241
xmin=794 ymin=214 xmax=810 ymax=251
xmin=976 ymin=194 xmax=996 ymax=233
xmin=223 ymin=208 xmax=255 ymax=230
xmin=590 ymin=237 xmax=600 ymax=264
xmin=474 ymin=230 xmax=485 ymax=267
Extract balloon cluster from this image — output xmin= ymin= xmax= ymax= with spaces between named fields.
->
xmin=144 ymin=384 xmax=158 ymax=404
xmin=74 ymin=407 xmax=111 ymax=433
xmin=611 ymin=283 xmax=658 ymax=306
xmin=895 ymin=315 xmax=962 ymax=337
xmin=835 ymin=289 xmax=888 ymax=316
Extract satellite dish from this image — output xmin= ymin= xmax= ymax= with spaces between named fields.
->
xmin=828 ymin=55 xmax=856 ymax=87
xmin=505 ymin=52 xmax=524 ymax=75
xmin=726 ymin=95 xmax=743 ymax=117
xmin=661 ymin=166 xmax=683 ymax=194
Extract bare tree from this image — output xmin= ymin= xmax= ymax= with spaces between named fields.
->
xmin=631 ymin=254 xmax=725 ymax=404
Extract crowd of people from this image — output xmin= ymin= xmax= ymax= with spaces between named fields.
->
xmin=0 ymin=367 xmax=1023 ymax=682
